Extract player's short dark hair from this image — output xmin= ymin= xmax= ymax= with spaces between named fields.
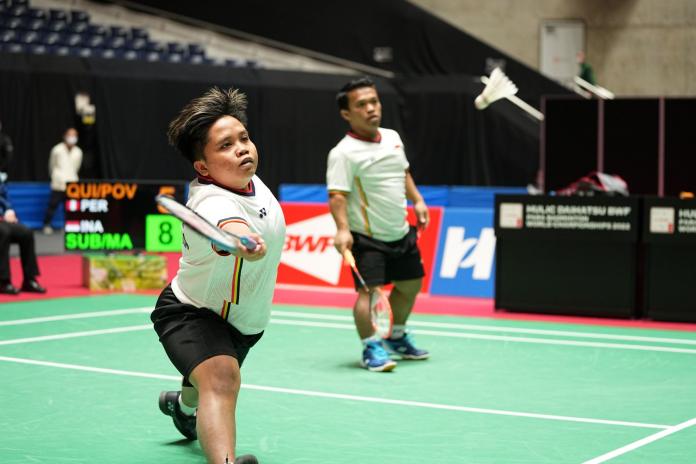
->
xmin=336 ymin=77 xmax=376 ymax=111
xmin=167 ymin=87 xmax=248 ymax=163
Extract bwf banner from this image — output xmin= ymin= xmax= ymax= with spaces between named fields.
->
xmin=278 ymin=202 xmax=442 ymax=292
xmin=429 ymin=207 xmax=496 ymax=298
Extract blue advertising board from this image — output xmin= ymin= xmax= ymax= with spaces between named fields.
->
xmin=430 ymin=207 xmax=496 ymax=298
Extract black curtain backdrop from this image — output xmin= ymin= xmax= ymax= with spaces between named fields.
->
xmin=122 ymin=0 xmax=571 ymax=106
xmin=0 ymin=53 xmax=539 ymax=192
xmin=0 ymin=54 xmax=404 ymax=193
xmin=0 ymin=55 xmax=92 ymax=183
xmin=398 ymin=75 xmax=539 ymax=186
xmin=2 ymin=0 xmax=567 ymax=191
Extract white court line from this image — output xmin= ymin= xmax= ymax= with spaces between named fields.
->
xmin=0 ymin=307 xmax=151 ymax=326
xmin=272 ymin=310 xmax=696 ymax=346
xmin=276 ymin=282 xmax=355 ymax=294
xmin=0 ymin=325 xmax=151 ymax=346
xmin=0 ymin=355 xmax=669 ymax=431
xmin=2 ymin=316 xmax=696 ymax=355
xmin=271 ymin=318 xmax=354 ymax=331
xmin=583 ymin=417 xmax=696 ymax=463
xmin=270 ymin=319 xmax=696 ymax=355
xmin=4 ymin=306 xmax=696 ymax=347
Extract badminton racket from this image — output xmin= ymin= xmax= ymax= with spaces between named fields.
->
xmin=155 ymin=194 xmax=258 ymax=252
xmin=343 ymin=249 xmax=393 ymax=338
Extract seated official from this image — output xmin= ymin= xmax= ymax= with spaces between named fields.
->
xmin=0 ymin=176 xmax=46 ymax=295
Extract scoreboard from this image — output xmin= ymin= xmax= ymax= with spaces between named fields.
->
xmin=63 ymin=180 xmax=188 ymax=252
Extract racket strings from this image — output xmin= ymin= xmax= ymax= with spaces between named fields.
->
xmin=370 ymin=291 xmax=393 ymax=338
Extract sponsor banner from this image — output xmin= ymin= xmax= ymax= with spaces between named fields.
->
xmin=277 ymin=202 xmax=442 ymax=292
xmin=406 ymin=206 xmax=442 ymax=293
xmin=430 ymin=207 xmax=496 ymax=298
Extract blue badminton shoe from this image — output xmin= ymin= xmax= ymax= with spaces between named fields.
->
xmin=384 ymin=332 xmax=430 ymax=360
xmin=159 ymin=390 xmax=197 ymax=440
xmin=361 ymin=339 xmax=397 ymax=372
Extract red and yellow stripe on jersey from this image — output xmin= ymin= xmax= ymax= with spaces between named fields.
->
xmin=230 ymin=256 xmax=243 ymax=305
xmin=220 ymin=300 xmax=232 ymax=320
xmin=354 ymin=176 xmax=372 ymax=236
xmin=220 ymin=256 xmax=243 ymax=319
xmin=214 ymin=216 xmax=246 ymax=316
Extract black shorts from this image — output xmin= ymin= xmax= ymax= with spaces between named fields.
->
xmin=151 ymin=284 xmax=263 ymax=387
xmin=351 ymin=225 xmax=425 ymax=289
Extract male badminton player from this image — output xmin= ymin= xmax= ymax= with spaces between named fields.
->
xmin=326 ymin=77 xmax=430 ymax=372
xmin=151 ymin=87 xmax=285 ymax=464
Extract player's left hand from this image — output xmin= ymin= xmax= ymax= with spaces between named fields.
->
xmin=413 ymin=200 xmax=429 ymax=231
xmin=237 ymin=233 xmax=267 ymax=261
xmin=3 ymin=209 xmax=18 ymax=224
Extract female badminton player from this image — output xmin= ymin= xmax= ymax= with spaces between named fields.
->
xmin=151 ymin=87 xmax=285 ymax=464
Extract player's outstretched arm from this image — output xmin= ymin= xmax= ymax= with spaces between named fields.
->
xmin=222 ymin=223 xmax=267 ymax=261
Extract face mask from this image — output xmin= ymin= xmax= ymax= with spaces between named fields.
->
xmin=65 ymin=136 xmax=78 ymax=145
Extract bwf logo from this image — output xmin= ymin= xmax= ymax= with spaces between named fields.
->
xmin=439 ymin=227 xmax=496 ymax=280
xmin=280 ymin=212 xmax=342 ymax=285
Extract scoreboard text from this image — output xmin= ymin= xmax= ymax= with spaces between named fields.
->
xmin=63 ymin=180 xmax=187 ymax=252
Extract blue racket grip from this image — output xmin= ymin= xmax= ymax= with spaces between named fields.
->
xmin=239 ymin=236 xmax=258 ymax=251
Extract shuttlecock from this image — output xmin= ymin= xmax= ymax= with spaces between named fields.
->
xmin=474 ymin=68 xmax=518 ymax=110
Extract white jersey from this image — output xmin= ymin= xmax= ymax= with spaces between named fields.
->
xmin=171 ymin=174 xmax=286 ymax=335
xmin=326 ymin=128 xmax=409 ymax=242
xmin=48 ymin=142 xmax=82 ymax=191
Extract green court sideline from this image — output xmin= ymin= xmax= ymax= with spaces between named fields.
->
xmin=1 ymin=294 xmax=695 ymax=463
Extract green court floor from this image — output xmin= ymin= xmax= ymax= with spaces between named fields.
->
xmin=1 ymin=294 xmax=695 ymax=463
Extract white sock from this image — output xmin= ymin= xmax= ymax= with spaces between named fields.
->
xmin=178 ymin=394 xmax=196 ymax=416
xmin=391 ymin=325 xmax=406 ymax=339
xmin=361 ymin=335 xmax=381 ymax=346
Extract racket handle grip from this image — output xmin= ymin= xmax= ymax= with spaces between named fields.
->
xmin=343 ymin=249 xmax=356 ymax=267
xmin=239 ymin=236 xmax=258 ymax=251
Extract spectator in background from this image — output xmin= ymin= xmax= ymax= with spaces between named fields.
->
xmin=0 ymin=165 xmax=46 ymax=295
xmin=577 ymin=50 xmax=596 ymax=86
xmin=43 ymin=127 xmax=82 ymax=234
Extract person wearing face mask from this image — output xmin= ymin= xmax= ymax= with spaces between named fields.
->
xmin=42 ymin=127 xmax=82 ymax=234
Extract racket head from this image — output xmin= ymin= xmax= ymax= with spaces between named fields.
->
xmin=155 ymin=194 xmax=239 ymax=252
xmin=370 ymin=288 xmax=393 ymax=339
